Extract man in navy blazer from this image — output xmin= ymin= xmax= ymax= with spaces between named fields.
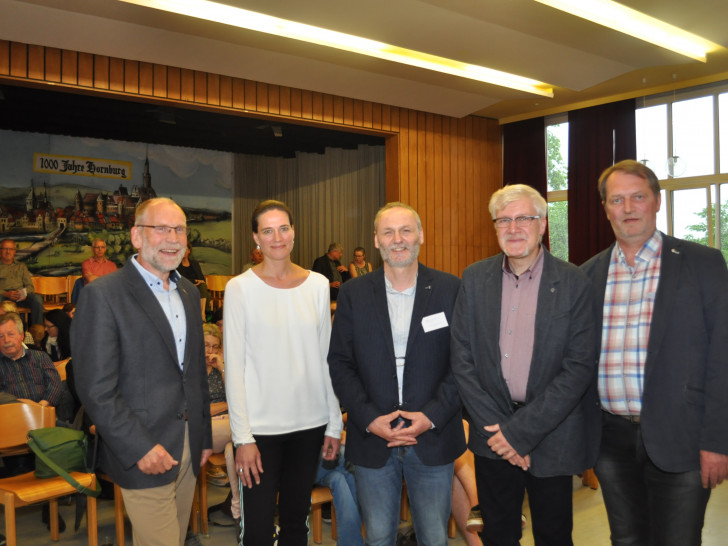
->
xmin=328 ymin=202 xmax=465 ymax=546
xmin=72 ymin=198 xmax=212 ymax=546
xmin=582 ymin=160 xmax=728 ymax=546
xmin=451 ymin=184 xmax=598 ymax=545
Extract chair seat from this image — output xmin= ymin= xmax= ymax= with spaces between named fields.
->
xmin=0 ymin=470 xmax=96 ymax=504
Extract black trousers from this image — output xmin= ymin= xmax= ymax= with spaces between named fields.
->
xmin=242 ymin=425 xmax=326 ymax=546
xmin=474 ymin=454 xmax=574 ymax=546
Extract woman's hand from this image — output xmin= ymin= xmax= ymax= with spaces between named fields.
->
xmin=235 ymin=443 xmax=264 ymax=488
xmin=206 ymin=352 xmax=224 ymax=372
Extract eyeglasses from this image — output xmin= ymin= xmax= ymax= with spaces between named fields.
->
xmin=136 ymin=225 xmax=189 ymax=236
xmin=493 ymin=215 xmax=541 ymax=229
xmin=204 ymin=343 xmax=221 ymax=352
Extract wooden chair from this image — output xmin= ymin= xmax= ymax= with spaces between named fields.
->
xmin=205 ymin=275 xmax=234 ymax=313
xmin=311 ymin=485 xmax=337 ymax=543
xmin=67 ymin=275 xmax=83 ymax=304
xmin=97 ymin=473 xmax=126 ymax=546
xmin=581 ymin=468 xmax=599 ymax=489
xmin=400 ymin=484 xmax=456 ymax=538
xmin=31 ymin=275 xmax=69 ymax=310
xmin=54 ymin=357 xmax=71 ymax=381
xmin=190 ymin=451 xmax=228 ymax=537
xmin=0 ymin=402 xmax=98 ymax=546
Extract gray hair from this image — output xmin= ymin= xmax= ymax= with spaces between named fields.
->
xmin=373 ymin=202 xmax=422 ymax=233
xmin=488 ymin=184 xmax=547 ymax=219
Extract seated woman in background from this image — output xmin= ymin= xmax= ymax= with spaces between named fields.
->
xmin=178 ymin=242 xmax=210 ymax=319
xmin=42 ymin=309 xmax=72 ymax=361
xmin=203 ymin=323 xmax=241 ymax=524
xmin=348 ymin=246 xmax=372 ymax=278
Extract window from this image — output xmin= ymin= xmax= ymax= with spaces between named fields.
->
xmin=636 ymin=82 xmax=728 ymax=263
xmin=546 ymin=115 xmax=568 ymax=261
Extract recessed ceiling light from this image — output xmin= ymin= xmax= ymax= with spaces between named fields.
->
xmin=117 ymin=0 xmax=554 ymax=97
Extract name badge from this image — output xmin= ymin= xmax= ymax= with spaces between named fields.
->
xmin=422 ymin=312 xmax=448 ymax=332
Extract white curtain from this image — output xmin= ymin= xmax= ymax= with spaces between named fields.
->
xmin=232 ymin=145 xmax=386 ymax=274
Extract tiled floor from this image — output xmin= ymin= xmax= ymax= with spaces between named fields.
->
xmin=4 ymin=475 xmax=728 ymax=545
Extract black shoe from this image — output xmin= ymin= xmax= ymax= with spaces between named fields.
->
xmin=41 ymin=503 xmax=66 ymax=533
xmin=321 ymin=501 xmax=332 ymax=523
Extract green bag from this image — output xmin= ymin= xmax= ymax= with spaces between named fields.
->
xmin=27 ymin=427 xmax=101 ymax=497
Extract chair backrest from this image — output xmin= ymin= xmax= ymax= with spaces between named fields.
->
xmin=32 ymin=276 xmax=69 ymax=303
xmin=0 ymin=402 xmax=56 ymax=450
xmin=205 ymin=275 xmax=234 ymax=311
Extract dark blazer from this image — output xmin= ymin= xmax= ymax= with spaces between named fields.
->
xmin=70 ymin=261 xmax=211 ymax=489
xmin=312 ymin=253 xmax=349 ymax=301
xmin=451 ymin=249 xmax=599 ymax=477
xmin=328 ymin=264 xmax=465 ymax=468
xmin=581 ymin=234 xmax=728 ymax=472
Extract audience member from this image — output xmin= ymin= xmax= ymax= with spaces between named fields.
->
xmin=62 ymin=302 xmax=75 ymax=319
xmin=178 ymin=242 xmax=210 ymax=319
xmin=71 ymin=197 xmax=212 ymax=546
xmin=348 ymin=246 xmax=373 ymax=278
xmin=0 ymin=300 xmax=34 ymax=346
xmin=328 ymin=202 xmax=465 ymax=545
xmin=242 ymin=247 xmax=263 ymax=272
xmin=314 ymin=443 xmax=363 ymax=546
xmin=312 ymin=242 xmax=349 ymax=301
xmin=41 ymin=309 xmax=72 ymax=361
xmin=582 ymin=160 xmax=728 ymax=546
xmin=0 ymin=239 xmax=44 ymax=327
xmin=225 ymin=199 xmax=342 ymax=545
xmin=202 ymin=322 xmax=240 ymax=525
xmin=81 ymin=238 xmax=117 ymax=285
xmin=451 ymin=420 xmax=483 ymax=546
xmin=0 ymin=312 xmax=62 ymax=407
xmin=451 ymin=184 xmax=598 ymax=546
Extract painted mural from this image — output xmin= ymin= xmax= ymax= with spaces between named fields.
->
xmin=0 ymin=130 xmax=233 ymax=276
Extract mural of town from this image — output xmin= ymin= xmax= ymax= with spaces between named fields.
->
xmin=0 ymin=130 xmax=233 ymax=276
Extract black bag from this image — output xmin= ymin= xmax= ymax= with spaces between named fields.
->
xmin=397 ymin=526 xmax=417 ymax=546
xmin=27 ymin=427 xmax=101 ymax=497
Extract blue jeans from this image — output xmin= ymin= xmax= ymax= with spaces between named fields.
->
xmin=354 ymin=447 xmax=453 ymax=546
xmin=595 ymin=412 xmax=711 ymax=546
xmin=3 ymin=292 xmax=44 ymax=326
xmin=315 ymin=446 xmax=364 ymax=546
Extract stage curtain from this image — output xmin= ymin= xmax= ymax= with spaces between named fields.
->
xmin=233 ymin=145 xmax=386 ymax=274
xmin=568 ymin=99 xmax=636 ymax=265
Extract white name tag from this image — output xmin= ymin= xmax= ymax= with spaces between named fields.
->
xmin=422 ymin=312 xmax=448 ymax=332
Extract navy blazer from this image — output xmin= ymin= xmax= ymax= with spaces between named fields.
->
xmin=328 ymin=264 xmax=465 ymax=468
xmin=451 ymin=249 xmax=600 ymax=477
xmin=71 ymin=262 xmax=212 ymax=489
xmin=582 ymin=234 xmax=728 ymax=472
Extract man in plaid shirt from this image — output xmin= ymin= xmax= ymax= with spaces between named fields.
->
xmin=582 ymin=160 xmax=728 ymax=546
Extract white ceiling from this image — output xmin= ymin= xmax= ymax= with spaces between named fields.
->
xmin=3 ymin=0 xmax=728 ymax=121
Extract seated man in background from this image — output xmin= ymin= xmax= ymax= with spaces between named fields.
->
xmin=0 ymin=300 xmax=35 ymax=346
xmin=242 ymin=246 xmax=263 ymax=271
xmin=0 ymin=239 xmax=44 ymax=327
xmin=81 ymin=238 xmax=117 ymax=285
xmin=0 ymin=312 xmax=62 ymax=407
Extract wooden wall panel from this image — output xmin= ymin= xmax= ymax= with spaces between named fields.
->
xmin=0 ymin=40 xmax=502 ymax=275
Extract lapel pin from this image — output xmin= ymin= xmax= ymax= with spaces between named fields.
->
xmin=424 ymin=285 xmax=432 ymax=290
xmin=671 ymin=248 xmax=680 ymax=254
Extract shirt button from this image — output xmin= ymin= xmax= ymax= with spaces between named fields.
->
xmin=504 ymin=353 xmax=510 ymax=358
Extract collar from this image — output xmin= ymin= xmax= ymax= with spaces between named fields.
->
xmin=615 ymin=230 xmax=663 ymax=266
xmin=130 ymin=254 xmax=181 ymax=287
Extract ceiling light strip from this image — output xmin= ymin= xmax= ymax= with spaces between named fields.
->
xmin=117 ymin=0 xmax=554 ymax=97
xmin=534 ymin=0 xmax=718 ymax=62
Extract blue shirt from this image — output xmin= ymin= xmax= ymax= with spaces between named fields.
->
xmin=130 ymin=254 xmax=187 ymax=369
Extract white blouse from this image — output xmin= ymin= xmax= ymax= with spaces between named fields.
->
xmin=223 ymin=269 xmax=342 ymax=444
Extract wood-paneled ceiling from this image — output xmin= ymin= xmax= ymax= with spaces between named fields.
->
xmin=2 ymin=0 xmax=728 ymax=123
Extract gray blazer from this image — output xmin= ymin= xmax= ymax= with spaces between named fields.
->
xmin=451 ymin=249 xmax=600 ymax=477
xmin=71 ymin=261 xmax=211 ymax=489
xmin=582 ymin=234 xmax=728 ymax=472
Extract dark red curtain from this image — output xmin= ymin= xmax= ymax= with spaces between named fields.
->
xmin=567 ymin=99 xmax=636 ymax=265
xmin=502 ymin=117 xmax=548 ymax=247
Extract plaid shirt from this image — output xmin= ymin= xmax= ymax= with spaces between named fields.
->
xmin=599 ymin=230 xmax=662 ymax=415
xmin=0 ymin=347 xmax=62 ymax=405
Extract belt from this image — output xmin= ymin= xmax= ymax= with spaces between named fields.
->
xmin=604 ymin=410 xmax=640 ymax=424
xmin=512 ymin=401 xmax=526 ymax=411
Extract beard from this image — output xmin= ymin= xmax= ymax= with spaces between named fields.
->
xmin=379 ymin=240 xmax=420 ymax=268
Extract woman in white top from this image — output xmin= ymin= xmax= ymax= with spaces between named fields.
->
xmin=224 ymin=200 xmax=343 ymax=545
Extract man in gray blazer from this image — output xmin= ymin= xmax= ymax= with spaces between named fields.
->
xmin=451 ymin=184 xmax=598 ymax=545
xmin=329 ymin=202 xmax=465 ymax=546
xmin=582 ymin=160 xmax=728 ymax=546
xmin=72 ymin=198 xmax=212 ymax=546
